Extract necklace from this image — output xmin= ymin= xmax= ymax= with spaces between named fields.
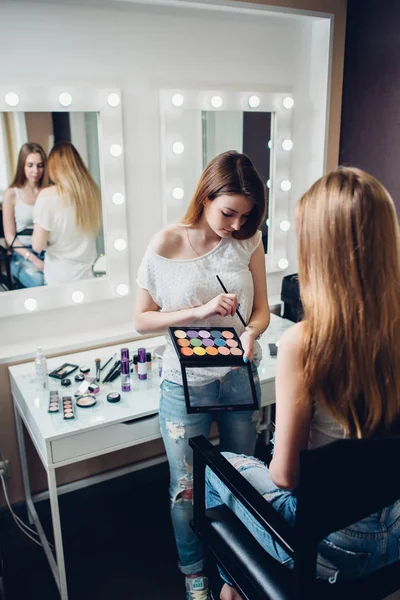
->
xmin=186 ymin=227 xmax=201 ymax=257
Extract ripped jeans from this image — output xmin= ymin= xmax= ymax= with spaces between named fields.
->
xmin=206 ymin=454 xmax=400 ymax=583
xmin=159 ymin=364 xmax=261 ymax=575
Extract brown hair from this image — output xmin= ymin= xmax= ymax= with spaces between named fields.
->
xmin=181 ymin=150 xmax=266 ymax=240
xmin=47 ymin=142 xmax=102 ymax=236
xmin=297 ymin=166 xmax=400 ymax=438
xmin=10 ymin=142 xmax=47 ymax=188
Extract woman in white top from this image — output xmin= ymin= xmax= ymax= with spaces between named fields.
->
xmin=134 ymin=151 xmax=270 ymax=600
xmin=2 ymin=142 xmax=47 ymax=287
xmin=32 ymin=142 xmax=102 ymax=285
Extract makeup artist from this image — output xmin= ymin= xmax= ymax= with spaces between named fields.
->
xmin=134 ymin=151 xmax=270 ymax=600
xmin=32 ymin=142 xmax=102 ymax=285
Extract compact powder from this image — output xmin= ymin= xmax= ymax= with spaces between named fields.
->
xmin=107 ymin=392 xmax=121 ymax=403
xmin=76 ymin=395 xmax=97 ymax=408
xmin=75 ymin=374 xmax=85 ymax=382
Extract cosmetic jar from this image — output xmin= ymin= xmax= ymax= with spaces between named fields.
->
xmin=75 ymin=374 xmax=85 ymax=382
xmin=80 ymin=366 xmax=90 ymax=374
xmin=61 ymin=378 xmax=71 ymax=387
xmin=76 ymin=395 xmax=97 ymax=408
xmin=107 ymin=392 xmax=121 ymax=403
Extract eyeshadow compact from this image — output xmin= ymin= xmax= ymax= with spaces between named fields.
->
xmin=49 ymin=363 xmax=79 ymax=380
xmin=168 ymin=326 xmax=258 ymax=413
xmin=107 ymin=392 xmax=121 ymax=403
xmin=62 ymin=396 xmax=75 ymax=420
xmin=76 ymin=395 xmax=97 ymax=408
xmin=79 ymin=366 xmax=91 ymax=374
xmin=61 ymin=378 xmax=72 ymax=387
xmin=48 ymin=390 xmax=60 ymax=413
xmin=75 ymin=373 xmax=85 ymax=382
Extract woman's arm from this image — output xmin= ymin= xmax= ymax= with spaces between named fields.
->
xmin=240 ymin=241 xmax=271 ymax=361
xmin=32 ymin=223 xmax=49 ymax=254
xmin=268 ymin=322 xmax=312 ymax=490
xmin=2 ymin=189 xmax=41 ymax=268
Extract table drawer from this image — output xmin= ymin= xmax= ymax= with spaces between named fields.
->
xmin=50 ymin=413 xmax=160 ymax=463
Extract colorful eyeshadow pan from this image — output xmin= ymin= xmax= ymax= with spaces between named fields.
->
xmin=171 ymin=326 xmax=245 ymax=364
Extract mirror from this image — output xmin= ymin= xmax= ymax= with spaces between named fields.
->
xmin=160 ymin=89 xmax=293 ymax=274
xmin=0 ymin=110 xmax=106 ymax=292
xmin=0 ymin=87 xmax=129 ymax=317
xmin=202 ymin=110 xmax=271 ymax=252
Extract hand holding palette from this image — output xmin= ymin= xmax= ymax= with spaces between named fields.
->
xmin=169 ymin=326 xmax=258 ymax=413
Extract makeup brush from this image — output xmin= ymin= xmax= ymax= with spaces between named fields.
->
xmin=216 ymin=275 xmax=247 ymax=328
xmin=95 ymin=358 xmax=101 ymax=382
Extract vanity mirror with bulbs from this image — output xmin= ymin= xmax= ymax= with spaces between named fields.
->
xmin=0 ymin=87 xmax=129 ymax=317
xmin=160 ymin=89 xmax=294 ymax=274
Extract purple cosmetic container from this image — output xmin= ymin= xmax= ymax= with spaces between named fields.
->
xmin=121 ymin=358 xmax=131 ymax=392
xmin=137 ymin=347 xmax=147 ymax=380
xmin=121 ymin=347 xmax=130 ymax=360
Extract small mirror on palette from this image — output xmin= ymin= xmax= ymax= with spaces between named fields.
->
xmin=168 ymin=326 xmax=258 ymax=413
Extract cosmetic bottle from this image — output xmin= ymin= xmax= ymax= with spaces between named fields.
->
xmin=133 ymin=355 xmax=138 ymax=373
xmin=146 ymin=352 xmax=152 ymax=373
xmin=121 ymin=358 xmax=131 ymax=392
xmin=121 ymin=348 xmax=129 ymax=361
xmin=137 ymin=348 xmax=147 ymax=380
xmin=35 ymin=346 xmax=48 ymax=391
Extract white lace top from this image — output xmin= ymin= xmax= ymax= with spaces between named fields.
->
xmin=137 ymin=230 xmax=262 ymax=385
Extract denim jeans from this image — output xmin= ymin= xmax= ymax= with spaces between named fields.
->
xmin=11 ymin=251 xmax=44 ymax=288
xmin=159 ymin=364 xmax=261 ymax=575
xmin=206 ymin=453 xmax=400 ymax=583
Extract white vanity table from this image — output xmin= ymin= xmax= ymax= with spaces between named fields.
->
xmin=9 ymin=313 xmax=293 ymax=599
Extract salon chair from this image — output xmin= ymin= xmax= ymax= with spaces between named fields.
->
xmin=190 ymin=434 xmax=400 ymax=600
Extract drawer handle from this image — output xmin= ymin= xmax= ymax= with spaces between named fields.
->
xmin=122 ymin=413 xmax=159 ymax=425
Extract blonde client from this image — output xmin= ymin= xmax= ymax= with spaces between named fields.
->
xmin=206 ymin=167 xmax=400 ymax=599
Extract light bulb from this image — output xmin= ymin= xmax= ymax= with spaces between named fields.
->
xmin=278 ymin=258 xmax=289 ymax=270
xmin=5 ymin=92 xmax=19 ymax=107
xmin=172 ymin=187 xmax=184 ymax=200
xmin=110 ymin=144 xmax=122 ymax=157
xmin=266 ymin=180 xmax=271 ymax=189
xmin=59 ymin=93 xmax=72 ymax=107
xmin=107 ymin=93 xmax=120 ymax=107
xmin=282 ymin=139 xmax=293 ymax=151
xmin=72 ymin=291 xmax=84 ymax=304
xmin=117 ymin=284 xmax=129 ymax=296
xmin=248 ymin=95 xmax=260 ymax=108
xmin=280 ymin=180 xmax=291 ymax=191
xmin=210 ymin=95 xmax=223 ymax=108
xmin=171 ymin=93 xmax=184 ymax=107
xmin=24 ymin=298 xmax=37 ymax=311
xmin=268 ymin=140 xmax=272 ymax=150
xmin=280 ymin=220 xmax=291 ymax=231
xmin=112 ymin=192 xmax=125 ymax=205
xmin=172 ymin=142 xmax=184 ymax=155
xmin=283 ymin=96 xmax=294 ymax=109
xmin=114 ymin=238 xmax=126 ymax=251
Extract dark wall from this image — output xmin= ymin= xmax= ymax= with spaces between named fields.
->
xmin=339 ymin=0 xmax=400 ymax=215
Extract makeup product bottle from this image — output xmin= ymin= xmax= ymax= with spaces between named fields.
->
xmin=133 ymin=354 xmax=138 ymax=373
xmin=146 ymin=352 xmax=152 ymax=373
xmin=121 ymin=347 xmax=129 ymax=361
xmin=121 ymin=358 xmax=131 ymax=391
xmin=137 ymin=348 xmax=147 ymax=380
xmin=35 ymin=347 xmax=48 ymax=391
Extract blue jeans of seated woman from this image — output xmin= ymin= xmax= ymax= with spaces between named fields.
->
xmin=11 ymin=251 xmax=44 ymax=288
xmin=159 ymin=364 xmax=261 ymax=576
xmin=206 ymin=453 xmax=400 ymax=584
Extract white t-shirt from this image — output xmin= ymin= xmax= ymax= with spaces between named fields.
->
xmin=34 ymin=193 xmax=97 ymax=285
xmin=137 ymin=230 xmax=262 ymax=385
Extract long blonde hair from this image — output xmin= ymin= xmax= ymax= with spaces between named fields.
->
xmin=297 ymin=167 xmax=400 ymax=438
xmin=47 ymin=142 xmax=101 ymax=235
xmin=181 ymin=151 xmax=266 ymax=240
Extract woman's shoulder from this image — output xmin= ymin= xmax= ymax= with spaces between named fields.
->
xmin=279 ymin=321 xmax=306 ymax=355
xmin=3 ymin=187 xmax=17 ymax=205
xmin=37 ymin=185 xmax=58 ymax=200
xmin=148 ymin=224 xmax=186 ymax=258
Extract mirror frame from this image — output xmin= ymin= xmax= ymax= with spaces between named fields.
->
xmin=159 ymin=88 xmax=293 ymax=274
xmin=0 ymin=87 xmax=130 ymax=317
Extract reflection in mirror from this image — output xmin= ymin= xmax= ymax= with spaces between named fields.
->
xmin=201 ymin=110 xmax=271 ymax=253
xmin=0 ymin=111 xmax=106 ymax=293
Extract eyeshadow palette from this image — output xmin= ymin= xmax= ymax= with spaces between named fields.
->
xmin=168 ymin=326 xmax=257 ymax=414
xmin=169 ymin=327 xmax=244 ymax=366
xmin=49 ymin=363 xmax=79 ymax=380
xmin=62 ymin=396 xmax=75 ymax=420
xmin=48 ymin=390 xmax=60 ymax=413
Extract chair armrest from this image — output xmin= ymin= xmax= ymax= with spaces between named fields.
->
xmin=189 ymin=435 xmax=296 ymax=557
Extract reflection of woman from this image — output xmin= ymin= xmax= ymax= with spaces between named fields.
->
xmin=32 ymin=142 xmax=102 ymax=285
xmin=134 ymin=151 xmax=270 ymax=600
xmin=206 ymin=168 xmax=400 ymax=600
xmin=2 ymin=142 xmax=47 ymax=287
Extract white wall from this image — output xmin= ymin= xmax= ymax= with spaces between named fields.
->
xmin=0 ymin=0 xmax=330 ymax=355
